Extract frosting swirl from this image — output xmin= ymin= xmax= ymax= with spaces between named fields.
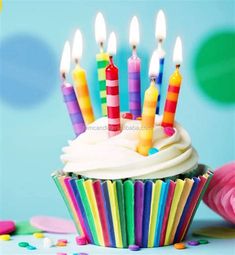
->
xmin=61 ymin=115 xmax=198 ymax=179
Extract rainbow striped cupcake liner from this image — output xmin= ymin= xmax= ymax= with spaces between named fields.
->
xmin=52 ymin=164 xmax=213 ymax=248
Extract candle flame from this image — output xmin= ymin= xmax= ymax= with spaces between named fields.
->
xmin=72 ymin=29 xmax=83 ymax=62
xmin=129 ymin=16 xmax=140 ymax=47
xmin=95 ymin=12 xmax=107 ymax=45
xmin=60 ymin=41 xmax=71 ymax=75
xmin=155 ymin=10 xmax=166 ymax=41
xmin=149 ymin=51 xmax=160 ymax=78
xmin=107 ymin=32 xmax=117 ymax=56
xmin=173 ymin=36 xmax=183 ymax=65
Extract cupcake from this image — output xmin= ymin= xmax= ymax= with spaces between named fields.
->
xmin=52 ymin=115 xmax=213 ymax=248
xmin=53 ymin=11 xmax=213 ymax=249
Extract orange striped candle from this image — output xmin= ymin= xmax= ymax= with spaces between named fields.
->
xmin=137 ymin=52 xmax=159 ymax=156
xmin=72 ymin=29 xmax=95 ymax=125
xmin=162 ymin=37 xmax=183 ymax=128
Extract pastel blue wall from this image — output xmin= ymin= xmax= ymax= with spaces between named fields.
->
xmin=0 ymin=0 xmax=234 ymax=221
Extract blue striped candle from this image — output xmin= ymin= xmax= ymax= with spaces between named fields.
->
xmin=156 ymin=58 xmax=165 ymax=114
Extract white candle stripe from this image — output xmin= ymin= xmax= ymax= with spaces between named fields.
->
xmin=108 ymin=118 xmax=120 ymax=125
xmin=107 ymin=95 xmax=119 ymax=107
xmin=106 ymin=80 xmax=118 ymax=87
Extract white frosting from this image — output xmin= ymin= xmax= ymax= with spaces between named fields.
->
xmin=61 ymin=115 xmax=198 ymax=180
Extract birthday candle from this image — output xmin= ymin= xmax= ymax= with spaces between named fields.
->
xmin=60 ymin=41 xmax=86 ymax=137
xmin=162 ymin=37 xmax=183 ymax=127
xmin=72 ymin=29 xmax=95 ymax=125
xmin=106 ymin=32 xmax=121 ymax=137
xmin=155 ymin=10 xmax=166 ymax=114
xmin=95 ymin=12 xmax=109 ymax=116
xmin=128 ymin=16 xmax=141 ymax=118
xmin=137 ymin=52 xmax=159 ymax=156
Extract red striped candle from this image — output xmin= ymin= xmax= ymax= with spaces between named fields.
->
xmin=106 ymin=56 xmax=120 ymax=137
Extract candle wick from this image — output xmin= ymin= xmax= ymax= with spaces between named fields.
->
xmin=109 ymin=55 xmax=113 ymax=64
xmin=150 ymin=76 xmax=156 ymax=84
xmin=61 ymin=72 xmax=66 ymax=81
xmin=132 ymin=45 xmax=137 ymax=57
xmin=176 ymin=64 xmax=180 ymax=69
xmin=100 ymin=42 xmax=104 ymax=53
xmin=75 ymin=58 xmax=79 ymax=65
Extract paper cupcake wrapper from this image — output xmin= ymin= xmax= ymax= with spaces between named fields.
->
xmin=52 ymin=164 xmax=213 ymax=248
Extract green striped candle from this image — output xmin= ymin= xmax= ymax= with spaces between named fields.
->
xmin=96 ymin=52 xmax=109 ymax=116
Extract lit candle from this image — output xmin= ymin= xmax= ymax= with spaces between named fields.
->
xmin=72 ymin=29 xmax=95 ymax=125
xmin=137 ymin=52 xmax=159 ymax=156
xmin=106 ymin=32 xmax=121 ymax=137
xmin=128 ymin=16 xmax=141 ymax=119
xmin=162 ymin=36 xmax=183 ymax=127
xmin=95 ymin=12 xmax=109 ymax=116
xmin=60 ymin=41 xmax=86 ymax=137
xmin=155 ymin=10 xmax=166 ymax=114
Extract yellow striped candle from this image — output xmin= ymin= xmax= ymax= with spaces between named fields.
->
xmin=72 ymin=66 xmax=95 ymax=125
xmin=72 ymin=29 xmax=95 ymax=125
xmin=137 ymin=52 xmax=159 ymax=156
xmin=162 ymin=37 xmax=183 ymax=127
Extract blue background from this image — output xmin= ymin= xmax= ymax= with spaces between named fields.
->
xmin=0 ymin=0 xmax=234 ymax=221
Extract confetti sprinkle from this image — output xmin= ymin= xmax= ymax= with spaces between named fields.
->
xmin=76 ymin=235 xmax=87 ymax=245
xmin=187 ymin=240 xmax=199 ymax=246
xmin=174 ymin=242 xmax=186 ymax=249
xmin=26 ymin=245 xmax=36 ymax=250
xmin=33 ymin=232 xmax=44 ymax=238
xmin=43 ymin=237 xmax=53 ymax=248
xmin=128 ymin=244 xmax=140 ymax=251
xmin=198 ymin=239 xmax=209 ymax=244
xmin=0 ymin=234 xmax=11 ymax=241
xmin=18 ymin=242 xmax=29 ymax=247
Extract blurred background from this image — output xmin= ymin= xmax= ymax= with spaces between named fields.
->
xmin=0 ymin=0 xmax=234 ymax=221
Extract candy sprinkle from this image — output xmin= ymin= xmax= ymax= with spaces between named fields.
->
xmin=27 ymin=245 xmax=36 ymax=250
xmin=174 ymin=242 xmax=186 ymax=249
xmin=76 ymin=236 xmax=87 ymax=245
xmin=187 ymin=240 xmax=199 ymax=246
xmin=33 ymin=232 xmax=44 ymax=238
xmin=18 ymin=242 xmax=29 ymax=247
xmin=122 ymin=112 xmax=133 ymax=120
xmin=148 ymin=148 xmax=159 ymax=155
xmin=56 ymin=241 xmax=67 ymax=247
xmin=164 ymin=126 xmax=175 ymax=137
xmin=0 ymin=234 xmax=11 ymax=241
xmin=128 ymin=244 xmax=140 ymax=251
xmin=198 ymin=239 xmax=209 ymax=244
xmin=57 ymin=253 xmax=67 ymax=255
xmin=58 ymin=239 xmax=68 ymax=244
xmin=43 ymin=237 xmax=53 ymax=248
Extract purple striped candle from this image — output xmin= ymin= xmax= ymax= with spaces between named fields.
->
xmin=61 ymin=83 xmax=86 ymax=137
xmin=128 ymin=54 xmax=141 ymax=118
